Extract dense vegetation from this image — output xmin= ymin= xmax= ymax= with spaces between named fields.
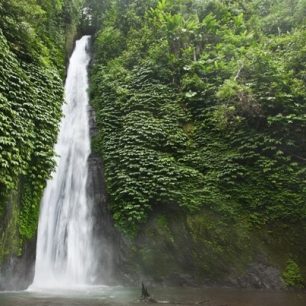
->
xmin=0 ymin=0 xmax=305 ymax=289
xmin=87 ymin=1 xmax=306 ymax=285
xmin=89 ymin=0 xmax=306 ymax=236
xmin=0 ymin=0 xmax=83 ymax=261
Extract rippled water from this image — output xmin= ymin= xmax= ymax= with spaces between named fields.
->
xmin=1 ymin=287 xmax=306 ymax=306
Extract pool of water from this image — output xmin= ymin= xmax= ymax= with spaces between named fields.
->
xmin=0 ymin=286 xmax=306 ymax=306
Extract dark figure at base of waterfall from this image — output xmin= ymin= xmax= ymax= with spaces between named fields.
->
xmin=140 ymin=282 xmax=157 ymax=303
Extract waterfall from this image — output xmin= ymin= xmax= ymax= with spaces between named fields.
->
xmin=30 ymin=36 xmax=97 ymax=289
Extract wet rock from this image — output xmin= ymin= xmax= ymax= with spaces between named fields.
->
xmin=87 ymin=105 xmax=124 ymax=285
xmin=0 ymin=236 xmax=36 ymax=290
xmin=237 ymin=263 xmax=285 ymax=289
xmin=163 ymin=273 xmax=197 ymax=287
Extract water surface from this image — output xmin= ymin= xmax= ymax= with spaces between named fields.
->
xmin=1 ymin=286 xmax=306 ymax=306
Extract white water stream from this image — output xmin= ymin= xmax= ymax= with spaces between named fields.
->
xmin=30 ymin=36 xmax=96 ymax=289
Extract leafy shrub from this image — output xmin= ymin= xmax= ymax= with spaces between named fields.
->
xmin=282 ymin=259 xmax=304 ymax=288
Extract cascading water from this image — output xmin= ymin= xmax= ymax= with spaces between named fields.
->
xmin=30 ymin=36 xmax=97 ymax=289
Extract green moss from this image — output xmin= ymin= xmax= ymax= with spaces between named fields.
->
xmin=17 ymin=179 xmax=42 ymax=241
xmin=134 ymin=212 xmax=186 ymax=279
xmin=282 ymin=259 xmax=304 ymax=288
xmin=0 ymin=189 xmax=21 ymax=262
xmin=123 ymin=207 xmax=306 ymax=284
xmin=186 ymin=212 xmax=252 ymax=280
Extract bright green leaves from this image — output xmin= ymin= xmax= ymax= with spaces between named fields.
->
xmin=0 ymin=27 xmax=64 ymax=248
xmin=95 ymin=26 xmax=124 ymax=64
xmin=0 ymin=0 xmax=84 ymax=262
xmin=89 ymin=0 xmax=306 ymax=236
xmin=91 ymin=61 xmax=204 ymax=234
xmin=0 ymin=0 xmax=83 ymax=73
xmin=0 ymin=33 xmax=63 ymax=194
xmin=0 ymin=34 xmax=35 ymax=190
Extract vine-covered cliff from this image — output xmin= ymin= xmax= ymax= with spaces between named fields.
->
xmin=0 ymin=0 xmax=83 ymax=285
xmin=0 ymin=0 xmax=306 ymax=290
xmin=88 ymin=0 xmax=306 ymax=288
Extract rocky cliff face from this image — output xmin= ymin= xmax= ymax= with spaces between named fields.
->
xmin=86 ymin=104 xmax=302 ymax=291
xmin=113 ymin=207 xmax=289 ymax=289
xmin=0 ymin=182 xmax=36 ymax=290
xmin=84 ymin=161 xmax=292 ymax=291
xmin=87 ymin=105 xmax=123 ymax=284
xmin=0 ymin=237 xmax=36 ymax=290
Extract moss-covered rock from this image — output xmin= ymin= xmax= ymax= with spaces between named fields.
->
xmin=116 ymin=206 xmax=306 ymax=289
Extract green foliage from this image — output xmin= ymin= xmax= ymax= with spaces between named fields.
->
xmin=91 ymin=63 xmax=204 ymax=234
xmin=282 ymin=259 xmax=304 ymax=288
xmin=18 ymin=179 xmax=42 ymax=240
xmin=0 ymin=33 xmax=63 ymax=193
xmin=94 ymin=26 xmax=124 ymax=63
xmin=0 ymin=189 xmax=20 ymax=262
xmin=0 ymin=0 xmax=84 ymax=260
xmin=187 ymin=212 xmax=251 ymax=278
xmin=89 ymin=0 xmax=306 ymax=235
xmin=0 ymin=0 xmax=84 ymax=72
